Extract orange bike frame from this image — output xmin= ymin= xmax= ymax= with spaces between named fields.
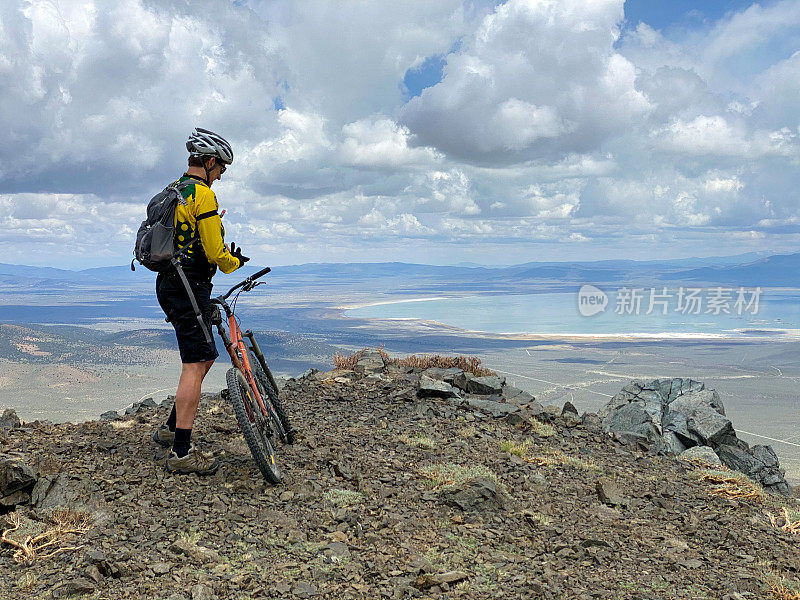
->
xmin=225 ymin=312 xmax=269 ymax=416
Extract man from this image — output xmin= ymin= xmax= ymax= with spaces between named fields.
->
xmin=152 ymin=127 xmax=249 ymax=475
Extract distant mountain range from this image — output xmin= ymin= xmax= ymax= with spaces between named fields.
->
xmin=662 ymin=252 xmax=800 ymax=287
xmin=0 ymin=251 xmax=796 ymax=288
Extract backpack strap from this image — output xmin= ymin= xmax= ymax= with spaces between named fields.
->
xmin=170 ymin=257 xmax=213 ymax=344
xmin=169 ymin=179 xmax=204 ymax=259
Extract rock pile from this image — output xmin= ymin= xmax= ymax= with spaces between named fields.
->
xmin=600 ymin=378 xmax=790 ymax=495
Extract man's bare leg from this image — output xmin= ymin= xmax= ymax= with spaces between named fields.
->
xmin=175 ymin=360 xmax=215 ymax=429
xmin=168 ymin=360 xmax=214 ymax=458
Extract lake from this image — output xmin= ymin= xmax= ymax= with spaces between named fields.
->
xmin=347 ymin=289 xmax=800 ymax=338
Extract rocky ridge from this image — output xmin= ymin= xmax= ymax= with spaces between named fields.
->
xmin=1 ymin=350 xmax=799 ymax=599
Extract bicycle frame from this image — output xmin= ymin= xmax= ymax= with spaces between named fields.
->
xmin=211 ymin=269 xmax=286 ymax=438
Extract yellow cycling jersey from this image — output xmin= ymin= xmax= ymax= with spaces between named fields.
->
xmin=173 ymin=174 xmax=241 ymax=281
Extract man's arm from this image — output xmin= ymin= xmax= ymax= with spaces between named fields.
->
xmin=194 ymin=192 xmax=241 ymax=274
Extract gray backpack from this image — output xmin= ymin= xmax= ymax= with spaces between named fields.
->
xmin=132 ymin=180 xmax=198 ymax=272
xmin=132 ymin=179 xmax=212 ymax=343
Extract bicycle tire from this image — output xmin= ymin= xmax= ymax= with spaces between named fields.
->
xmin=225 ymin=367 xmax=281 ymax=484
xmin=248 ymin=349 xmax=295 ymax=444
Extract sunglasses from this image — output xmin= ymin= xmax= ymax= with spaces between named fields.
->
xmin=217 ymin=161 xmax=227 ymax=175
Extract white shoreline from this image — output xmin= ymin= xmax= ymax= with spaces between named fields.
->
xmin=340 ymin=297 xmax=800 ymax=341
xmin=334 ymin=296 xmax=451 ymax=310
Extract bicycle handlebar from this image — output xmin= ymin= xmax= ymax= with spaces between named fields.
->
xmin=220 ymin=267 xmax=271 ymax=300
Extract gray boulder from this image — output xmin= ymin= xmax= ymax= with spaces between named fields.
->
xmin=660 ymin=431 xmax=688 ymax=455
xmin=99 ymin=411 xmax=120 ymax=421
xmin=32 ymin=472 xmax=109 ymax=519
xmin=664 ymin=387 xmax=732 ymax=447
xmin=662 ymin=411 xmax=702 ymax=447
xmin=687 ymin=409 xmax=733 ymax=447
xmin=716 ymin=444 xmax=790 ymax=495
xmin=355 ymin=349 xmax=385 ymax=374
xmin=466 ymin=375 xmax=505 ymax=395
xmin=440 ymin=477 xmax=505 ymax=511
xmin=680 ymin=445 xmax=722 ymax=466
xmin=561 ymin=401 xmax=579 ymax=416
xmin=669 ymin=388 xmax=725 ymax=416
xmin=124 ymin=401 xmax=145 ymax=415
xmin=452 ymin=372 xmax=473 ymax=392
xmin=599 ymin=380 xmax=665 ymax=426
xmin=0 ymin=457 xmax=36 ymax=507
xmin=0 ymin=409 xmax=21 ymax=429
xmin=602 ymin=403 xmax=660 ymax=444
xmin=457 ymin=396 xmax=520 ymax=418
xmin=502 ymin=385 xmax=535 ymax=405
xmin=417 ymin=376 xmax=459 ymax=399
xmin=421 ymin=367 xmax=463 ymax=384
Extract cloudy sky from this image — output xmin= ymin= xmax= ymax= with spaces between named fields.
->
xmin=1 ymin=0 xmax=798 ymax=268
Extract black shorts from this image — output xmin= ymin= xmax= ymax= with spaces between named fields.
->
xmin=156 ymin=272 xmax=219 ymax=364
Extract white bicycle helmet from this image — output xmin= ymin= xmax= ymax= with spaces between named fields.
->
xmin=186 ymin=127 xmax=234 ymax=164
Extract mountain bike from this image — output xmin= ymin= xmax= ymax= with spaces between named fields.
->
xmin=210 ymin=267 xmax=294 ymax=484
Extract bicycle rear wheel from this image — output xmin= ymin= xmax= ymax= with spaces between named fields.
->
xmin=225 ymin=367 xmax=281 ymax=484
xmin=248 ymin=349 xmax=295 ymax=444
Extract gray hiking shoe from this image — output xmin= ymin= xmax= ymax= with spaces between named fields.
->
xmin=152 ymin=425 xmax=174 ymax=447
xmin=165 ymin=445 xmax=220 ymax=476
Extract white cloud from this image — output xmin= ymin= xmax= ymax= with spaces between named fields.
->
xmin=340 ymin=117 xmax=441 ymax=168
xmin=0 ymin=0 xmax=285 ymax=192
xmin=248 ymin=109 xmax=331 ymax=165
xmin=704 ymin=176 xmax=744 ymax=194
xmin=567 ymin=232 xmax=590 ymax=242
xmin=250 ymin=0 xmax=470 ymax=123
xmin=401 ymin=0 xmax=650 ymax=162
xmin=653 ymin=115 xmax=798 ymax=158
xmin=358 ymin=208 xmax=433 ymax=237
xmin=409 ymin=170 xmax=481 ymax=216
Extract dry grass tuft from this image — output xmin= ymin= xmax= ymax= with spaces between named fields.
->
xmin=500 ymin=440 xmax=531 ymax=456
xmin=769 ymin=507 xmax=800 ymax=535
xmin=457 ymin=425 xmax=477 ymax=438
xmin=765 ymin=571 xmax=800 ymax=600
xmin=695 ymin=468 xmax=764 ymax=501
xmin=399 ymin=434 xmax=437 ymax=450
xmin=420 ymin=463 xmax=507 ymax=495
xmin=396 ymin=354 xmax=496 ymax=377
xmin=769 ymin=583 xmax=800 ymax=600
xmin=323 ymin=489 xmax=365 ymax=507
xmin=332 ymin=345 xmax=391 ymax=370
xmin=528 ymin=419 xmax=556 ymax=437
xmin=332 ymin=349 xmax=365 ymax=370
xmin=1 ymin=509 xmax=91 ymax=563
xmin=332 ymin=347 xmax=495 ymax=377
xmin=525 ymin=449 xmax=601 ymax=472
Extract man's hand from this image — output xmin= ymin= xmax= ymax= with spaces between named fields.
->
xmin=230 ymin=243 xmax=250 ymax=265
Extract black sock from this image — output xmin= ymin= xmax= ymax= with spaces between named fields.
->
xmin=166 ymin=405 xmax=177 ymax=432
xmin=173 ymin=428 xmax=192 ymax=458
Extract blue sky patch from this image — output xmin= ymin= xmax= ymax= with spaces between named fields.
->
xmin=624 ymin=0 xmax=757 ymax=31
xmin=403 ymin=54 xmax=447 ymax=99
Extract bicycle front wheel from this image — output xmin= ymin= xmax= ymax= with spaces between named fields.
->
xmin=226 ymin=367 xmax=281 ymax=484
